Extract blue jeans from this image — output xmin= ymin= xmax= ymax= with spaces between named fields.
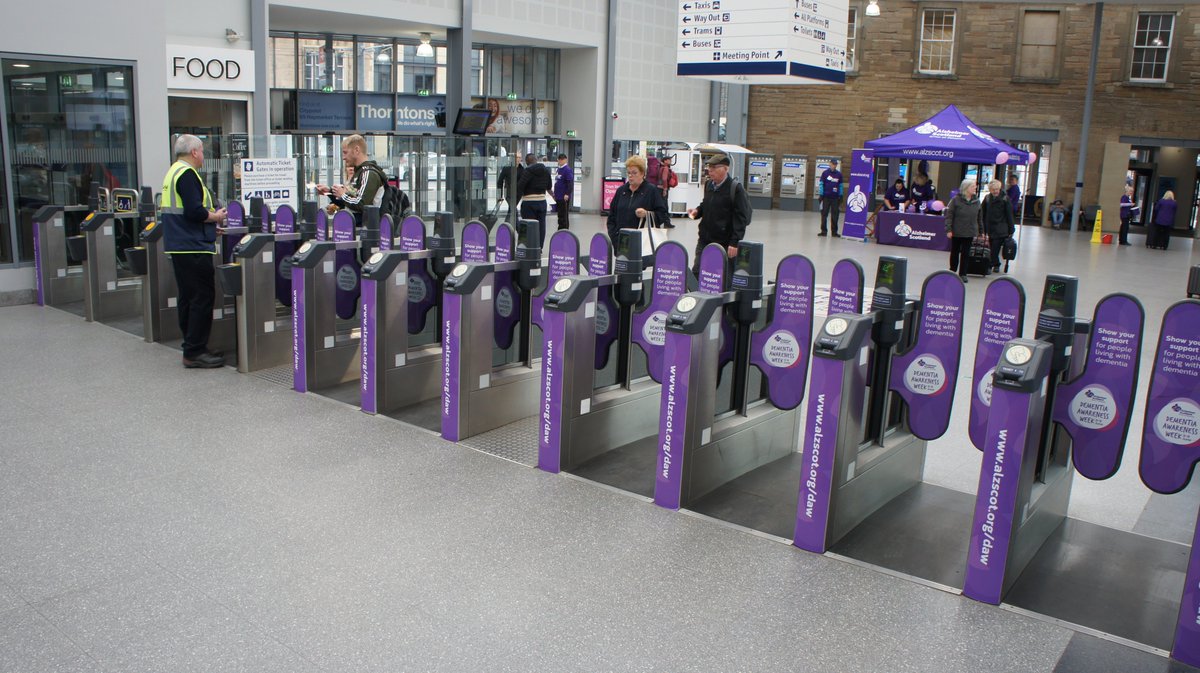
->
xmin=1051 ymin=211 xmax=1064 ymax=226
xmin=519 ymin=199 xmax=548 ymax=247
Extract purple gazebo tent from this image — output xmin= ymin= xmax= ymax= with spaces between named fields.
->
xmin=866 ymin=105 xmax=1031 ymax=165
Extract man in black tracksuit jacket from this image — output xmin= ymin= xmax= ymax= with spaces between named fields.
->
xmin=686 ymin=153 xmax=752 ymax=276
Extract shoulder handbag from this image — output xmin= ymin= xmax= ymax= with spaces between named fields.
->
xmin=638 ymin=212 xmax=663 ymax=253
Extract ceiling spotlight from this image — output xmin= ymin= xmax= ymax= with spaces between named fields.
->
xmin=865 ymin=0 xmax=881 ymax=17
xmin=416 ymin=32 xmax=434 ymax=58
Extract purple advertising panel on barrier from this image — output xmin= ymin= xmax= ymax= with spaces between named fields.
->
xmin=493 ymin=224 xmax=520 ymax=349
xmin=274 ymin=205 xmax=297 ymax=307
xmin=962 ymin=384 xmax=1037 ymax=604
xmin=698 ymin=244 xmax=735 ymax=368
xmin=1051 ymin=294 xmax=1144 ymax=480
xmin=400 ymin=216 xmax=435 ymax=335
xmin=315 ymin=209 xmax=327 ymax=241
xmin=379 ymin=214 xmax=393 ymax=251
xmin=843 ymin=149 xmax=873 ymax=241
xmin=332 ymin=211 xmax=359 ymax=320
xmin=360 ymin=277 xmax=379 ymax=414
xmin=590 ymin=234 xmax=618 ymax=370
xmin=260 ymin=201 xmax=272 ymax=233
xmin=888 ymin=272 xmax=965 ymax=440
xmin=223 ymin=201 xmax=245 ymax=265
xmin=1140 ymin=301 xmax=1200 ymax=494
xmin=792 ymin=356 xmax=846 ymax=553
xmin=876 ymin=212 xmax=951 ymax=251
xmin=631 ymin=241 xmax=689 ymax=383
xmin=969 ymin=278 xmax=1025 ymax=451
xmin=654 ymin=329 xmax=695 ymax=510
xmin=1139 ymin=301 xmax=1200 ymax=668
xmin=440 ymin=292 xmax=464 ymax=441
xmin=537 ymin=308 xmax=568 ymax=473
xmin=750 ymin=255 xmax=816 ymax=410
xmin=532 ymin=230 xmax=580 ymax=329
xmin=461 ymin=222 xmax=489 ymax=263
xmin=291 ymin=264 xmax=308 ymax=392
xmin=828 ymin=259 xmax=864 ymax=315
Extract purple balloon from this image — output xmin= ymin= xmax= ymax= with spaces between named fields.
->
xmin=931 ymin=200 xmax=945 ymax=211
xmin=996 ymin=151 xmax=1010 ymax=165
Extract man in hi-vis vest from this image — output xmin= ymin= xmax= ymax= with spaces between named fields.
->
xmin=162 ymin=134 xmax=227 ymax=369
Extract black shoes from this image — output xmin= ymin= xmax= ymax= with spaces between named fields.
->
xmin=959 ymin=274 xmax=969 ymax=284
xmin=817 ymin=232 xmax=828 ymax=237
xmin=664 ymin=223 xmax=676 ymax=229
xmin=183 ymin=352 xmax=225 ymax=369
xmin=832 ymin=233 xmax=841 ymax=238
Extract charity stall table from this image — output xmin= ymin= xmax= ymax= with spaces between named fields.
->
xmin=841 ymin=104 xmax=1034 ymax=247
xmin=875 ymin=211 xmax=951 ymax=251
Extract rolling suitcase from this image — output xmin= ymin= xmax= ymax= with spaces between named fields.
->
xmin=963 ymin=237 xmax=991 ymax=277
xmin=1001 ymin=237 xmax=1017 ymax=273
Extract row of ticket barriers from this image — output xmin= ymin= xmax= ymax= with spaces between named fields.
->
xmin=31 ymin=184 xmax=1200 ymax=666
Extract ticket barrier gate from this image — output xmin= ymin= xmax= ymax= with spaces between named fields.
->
xmin=292 ymin=209 xmax=451 ymax=394
xmin=440 ymin=219 xmax=542 ymax=442
xmin=33 ymin=204 xmax=92 ymax=308
xmin=791 ymin=257 xmax=967 ymax=555
xmin=650 ymin=241 xmax=813 ymax=511
xmin=359 ymin=213 xmax=460 ymax=419
xmin=72 ymin=187 xmax=155 ymax=326
xmin=536 ymin=229 xmax=654 ymax=474
xmin=219 ymin=204 xmax=318 ymax=373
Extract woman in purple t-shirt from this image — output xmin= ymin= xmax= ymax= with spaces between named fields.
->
xmin=1149 ymin=191 xmax=1177 ymax=250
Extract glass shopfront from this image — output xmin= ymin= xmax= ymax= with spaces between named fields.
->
xmin=1 ymin=57 xmax=137 ymax=265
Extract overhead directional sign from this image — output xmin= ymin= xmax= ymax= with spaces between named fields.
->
xmin=677 ymin=0 xmax=848 ymax=85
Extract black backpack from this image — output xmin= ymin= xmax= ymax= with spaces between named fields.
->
xmin=363 ymin=164 xmax=411 ymax=221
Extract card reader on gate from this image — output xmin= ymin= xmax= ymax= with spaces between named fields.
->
xmin=665 ymin=293 xmax=727 ymax=335
xmin=442 ymin=262 xmax=492 ymax=295
xmin=543 ymin=276 xmax=599 ymax=313
xmin=232 ymin=233 xmax=275 ymax=258
xmin=813 ymin=313 xmax=874 ymax=361
xmin=1033 ymin=275 xmax=1078 ymax=372
xmin=360 ymin=250 xmax=408 ymax=280
xmin=289 ymin=240 xmax=335 ymax=269
xmin=992 ymin=338 xmax=1053 ymax=392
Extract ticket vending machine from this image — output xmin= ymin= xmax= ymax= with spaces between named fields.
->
xmin=745 ymin=154 xmax=774 ymax=211
xmin=779 ymin=155 xmax=808 ymax=212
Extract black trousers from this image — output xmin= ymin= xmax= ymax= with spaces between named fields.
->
xmin=820 ymin=196 xmax=841 ymax=233
xmin=1149 ymin=225 xmax=1171 ymax=249
xmin=520 ymin=199 xmax=548 ymax=246
xmin=555 ymin=197 xmax=570 ymax=230
xmin=949 ymin=236 xmax=973 ymax=275
xmin=988 ymin=235 xmax=1008 ymax=269
xmin=1119 ymin=217 xmax=1131 ymax=244
xmin=171 ymin=253 xmax=216 ymax=359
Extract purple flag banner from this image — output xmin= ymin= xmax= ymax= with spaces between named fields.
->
xmin=400 ymin=216 xmax=435 ymax=335
xmin=461 ymin=222 xmax=489 ymax=263
xmin=969 ymin=278 xmax=1025 ymax=451
xmin=315 ymin=209 xmax=327 ymax=241
xmin=698 ymin=243 xmax=735 ymax=368
xmin=1139 ymin=300 xmax=1200 ymax=495
xmin=332 ymin=211 xmax=359 ymax=320
xmin=360 ymin=275 xmax=379 ymax=414
xmin=274 ymin=205 xmax=297 ymax=307
xmin=538 ymin=308 xmax=568 ymax=473
xmin=292 ymin=261 xmax=308 ymax=392
xmin=843 ymin=148 xmax=873 ymax=241
xmin=792 ymin=356 xmax=846 ymax=553
xmin=1051 ymin=294 xmax=1144 ymax=480
xmin=963 ymin=383 xmax=1039 ymax=604
xmin=888 ymin=271 xmax=966 ymax=440
xmin=493 ymin=224 xmax=521 ymax=349
xmin=828 ymin=259 xmax=864 ymax=315
xmin=223 ymin=200 xmax=245 ymax=264
xmin=532 ymin=230 xmax=580 ymax=329
xmin=441 ymin=292 xmax=464 ymax=441
xmin=379 ymin=214 xmax=393 ymax=251
xmin=654 ymin=329 xmax=696 ymax=510
xmin=750 ymin=255 xmax=816 ymax=410
xmin=590 ymin=234 xmax=618 ymax=370
xmin=631 ymin=241 xmax=690 ymax=383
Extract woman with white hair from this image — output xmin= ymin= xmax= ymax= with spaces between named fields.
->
xmin=1149 ymin=190 xmax=1177 ymax=250
xmin=943 ymin=179 xmax=983 ymax=282
xmin=981 ymin=179 xmax=1015 ymax=272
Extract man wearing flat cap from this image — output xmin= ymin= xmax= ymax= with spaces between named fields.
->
xmin=687 ymin=153 xmax=752 ymax=276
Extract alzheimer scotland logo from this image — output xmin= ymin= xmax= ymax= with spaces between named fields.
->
xmin=847 ymin=185 xmax=868 ymax=213
xmin=916 ymin=122 xmax=938 ymax=135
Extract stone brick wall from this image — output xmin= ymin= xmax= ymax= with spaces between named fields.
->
xmin=748 ymin=3 xmax=1199 ymax=214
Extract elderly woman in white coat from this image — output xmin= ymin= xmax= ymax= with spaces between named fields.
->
xmin=943 ymin=179 xmax=984 ymax=282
